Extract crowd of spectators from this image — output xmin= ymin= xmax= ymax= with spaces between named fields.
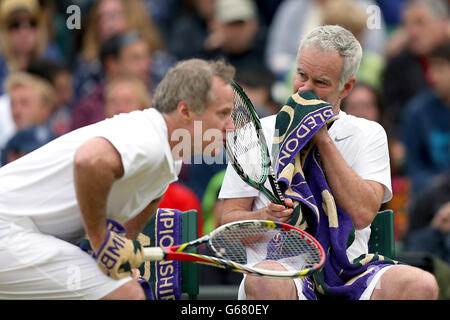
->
xmin=0 ymin=0 xmax=448 ymax=284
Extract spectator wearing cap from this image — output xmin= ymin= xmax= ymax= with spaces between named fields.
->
xmin=70 ymin=32 xmax=153 ymax=130
xmin=1 ymin=124 xmax=56 ymax=166
xmin=0 ymin=0 xmax=63 ymax=95
xmin=203 ymin=0 xmax=268 ymax=77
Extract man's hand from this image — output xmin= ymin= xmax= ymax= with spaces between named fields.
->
xmin=263 ymin=198 xmax=294 ymax=223
xmin=95 ymin=229 xmax=144 ymax=280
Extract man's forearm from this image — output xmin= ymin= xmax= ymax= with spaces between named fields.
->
xmin=73 ymin=138 xmax=124 ymax=251
xmin=315 ymin=137 xmax=382 ymax=229
xmin=123 ymin=197 xmax=162 ymax=239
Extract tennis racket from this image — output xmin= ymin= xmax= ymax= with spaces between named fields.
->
xmin=143 ymin=219 xmax=325 ymax=279
xmin=224 ymin=81 xmax=285 ymax=205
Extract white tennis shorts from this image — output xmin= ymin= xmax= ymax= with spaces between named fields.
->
xmin=237 ymin=264 xmax=394 ymax=300
xmin=0 ymin=216 xmax=131 ymax=299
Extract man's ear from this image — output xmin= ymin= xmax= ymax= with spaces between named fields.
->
xmin=338 ymin=77 xmax=356 ymax=100
xmin=176 ymin=101 xmax=193 ymax=124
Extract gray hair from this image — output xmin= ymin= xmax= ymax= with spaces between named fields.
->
xmin=153 ymin=58 xmax=235 ymax=114
xmin=404 ymin=0 xmax=449 ymax=19
xmin=298 ymin=25 xmax=363 ymax=89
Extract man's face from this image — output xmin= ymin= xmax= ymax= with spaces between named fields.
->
xmin=10 ymin=85 xmax=49 ymax=129
xmin=191 ymin=76 xmax=234 ymax=155
xmin=403 ymin=4 xmax=448 ymax=56
xmin=104 ymin=82 xmax=146 ymax=118
xmin=118 ymin=40 xmax=151 ymax=83
xmin=219 ymin=20 xmax=258 ymax=54
xmin=293 ymin=46 xmax=348 ymax=109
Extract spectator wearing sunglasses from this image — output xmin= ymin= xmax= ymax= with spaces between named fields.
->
xmin=0 ymin=0 xmax=64 ymax=96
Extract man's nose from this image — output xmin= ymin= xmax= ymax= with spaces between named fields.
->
xmin=297 ymin=81 xmax=313 ymax=93
xmin=224 ymin=115 xmax=236 ymax=132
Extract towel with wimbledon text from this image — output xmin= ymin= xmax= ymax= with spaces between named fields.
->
xmin=273 ymin=91 xmax=398 ymax=300
xmin=138 ymin=208 xmax=182 ymax=300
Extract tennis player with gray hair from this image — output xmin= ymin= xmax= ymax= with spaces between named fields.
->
xmin=219 ymin=25 xmax=439 ymax=300
xmin=0 ymin=58 xmax=235 ymax=299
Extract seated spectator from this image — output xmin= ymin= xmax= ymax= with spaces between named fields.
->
xmin=0 ymin=0 xmax=64 ymax=95
xmin=73 ymin=0 xmax=173 ymax=100
xmin=1 ymin=71 xmax=56 ymax=165
xmin=104 ymin=75 xmax=151 ymax=118
xmin=71 ymin=32 xmax=152 ymax=130
xmin=1 ymin=124 xmax=55 ymax=165
xmin=342 ymin=82 xmax=410 ymax=241
xmin=27 ymin=58 xmax=75 ymax=136
xmin=383 ymin=0 xmax=449 ymax=127
xmin=235 ymin=68 xmax=278 ymax=117
xmin=400 ymin=41 xmax=450 ymax=195
xmin=403 ymin=172 xmax=450 ymax=265
xmin=204 ymin=0 xmax=268 ymax=77
xmin=4 ymin=72 xmax=55 ymax=131
xmin=167 ymin=0 xmax=216 ymax=61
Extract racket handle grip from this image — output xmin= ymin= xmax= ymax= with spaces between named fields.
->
xmin=143 ymin=247 xmax=165 ymax=261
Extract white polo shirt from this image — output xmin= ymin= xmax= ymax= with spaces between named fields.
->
xmin=0 ymin=108 xmax=182 ymax=244
xmin=219 ymin=111 xmax=392 ymax=261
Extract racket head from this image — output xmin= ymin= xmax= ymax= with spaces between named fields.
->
xmin=225 ymin=81 xmax=282 ymax=204
xmin=206 ymin=219 xmax=325 ymax=278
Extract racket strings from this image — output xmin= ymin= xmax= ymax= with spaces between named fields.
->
xmin=210 ymin=225 xmax=322 ymax=273
xmin=226 ymin=90 xmax=269 ymax=183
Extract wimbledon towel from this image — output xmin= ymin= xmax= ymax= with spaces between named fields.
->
xmin=138 ymin=208 xmax=182 ymax=300
xmin=273 ymin=91 xmax=398 ymax=300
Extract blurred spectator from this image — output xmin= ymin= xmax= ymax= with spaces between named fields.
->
xmin=104 ymin=75 xmax=151 ymax=118
xmin=27 ymin=59 xmax=75 ymax=136
xmin=265 ymin=0 xmax=388 ymax=79
xmin=4 ymin=72 xmax=55 ymax=131
xmin=383 ymin=0 xmax=449 ymax=127
xmin=235 ymin=68 xmax=278 ymax=117
xmin=0 ymin=0 xmax=64 ymax=95
xmin=1 ymin=71 xmax=56 ymax=165
xmin=73 ymin=0 xmax=174 ymax=99
xmin=341 ymin=82 xmax=410 ymax=240
xmin=167 ymin=0 xmax=216 ymax=61
xmin=400 ymin=41 xmax=450 ymax=196
xmin=0 ymin=124 xmax=56 ymax=165
xmin=142 ymin=0 xmax=182 ymax=41
xmin=203 ymin=0 xmax=268 ymax=77
xmin=342 ymin=82 xmax=384 ymax=122
xmin=71 ymin=32 xmax=152 ymax=130
xmin=403 ymin=172 xmax=450 ymax=264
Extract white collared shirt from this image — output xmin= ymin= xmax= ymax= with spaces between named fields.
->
xmin=0 ymin=108 xmax=181 ymax=243
xmin=219 ymin=111 xmax=392 ymax=261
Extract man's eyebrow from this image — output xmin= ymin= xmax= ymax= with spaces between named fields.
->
xmin=315 ymin=77 xmax=331 ymax=84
